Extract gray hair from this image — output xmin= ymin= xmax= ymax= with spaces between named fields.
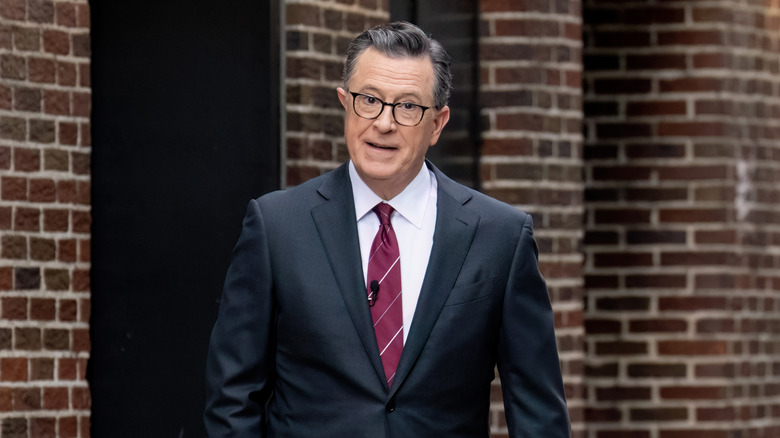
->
xmin=343 ymin=21 xmax=453 ymax=109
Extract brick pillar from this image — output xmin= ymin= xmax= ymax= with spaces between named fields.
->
xmin=584 ymin=0 xmax=780 ymax=436
xmin=284 ymin=0 xmax=389 ymax=187
xmin=0 ymin=1 xmax=91 ymax=437
xmin=480 ymin=1 xmax=585 ymax=436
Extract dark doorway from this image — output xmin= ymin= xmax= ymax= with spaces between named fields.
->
xmin=391 ymin=0 xmax=481 ymax=189
xmin=89 ymin=0 xmax=280 ymax=436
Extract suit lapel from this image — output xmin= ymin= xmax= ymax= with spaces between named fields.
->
xmin=310 ymin=164 xmax=387 ymax=387
xmin=390 ymin=163 xmax=480 ymax=395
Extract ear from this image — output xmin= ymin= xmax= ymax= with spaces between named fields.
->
xmin=428 ymin=105 xmax=450 ymax=146
xmin=337 ymin=87 xmax=348 ymax=110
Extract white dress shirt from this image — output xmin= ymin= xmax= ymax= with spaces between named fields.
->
xmin=349 ymin=161 xmax=437 ymax=343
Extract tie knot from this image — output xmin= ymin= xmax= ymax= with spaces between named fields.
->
xmin=373 ymin=203 xmax=394 ymax=226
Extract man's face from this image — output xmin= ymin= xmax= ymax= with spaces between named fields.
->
xmin=337 ymin=48 xmax=450 ymax=199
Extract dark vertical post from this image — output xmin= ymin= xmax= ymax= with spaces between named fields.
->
xmin=89 ymin=0 xmax=280 ymax=435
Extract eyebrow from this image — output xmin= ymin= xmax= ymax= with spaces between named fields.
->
xmin=357 ymin=85 xmax=424 ymax=103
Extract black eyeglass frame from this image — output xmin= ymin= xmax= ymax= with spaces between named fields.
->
xmin=348 ymin=91 xmax=431 ymax=127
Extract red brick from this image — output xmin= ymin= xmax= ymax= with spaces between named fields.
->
xmin=58 ymin=238 xmax=77 ymax=262
xmin=660 ymin=385 xmax=727 ymax=400
xmin=57 ymin=61 xmax=77 ymax=86
xmin=80 ymin=121 xmax=90 ymax=145
xmin=697 ymin=406 xmax=736 ymax=421
xmin=659 ymin=209 xmax=729 ymax=223
xmin=627 ymin=363 xmax=687 ymax=378
xmin=0 ymin=0 xmax=26 ymax=19
xmin=661 ymin=251 xmax=738 ymax=266
xmin=0 ymin=267 xmax=12 ymax=290
xmin=630 ymin=407 xmax=687 ymax=422
xmin=56 ymin=2 xmax=77 ymax=27
xmin=72 ymin=91 xmax=90 ymax=116
xmin=658 ymin=341 xmax=728 ymax=356
xmin=59 ymin=121 xmax=79 ymax=145
xmin=43 ymin=89 xmax=70 ymax=115
xmin=57 ymin=180 xmax=76 ymax=203
xmin=596 ymin=386 xmax=652 ymax=401
xmin=43 ymin=387 xmax=68 ymax=409
xmin=695 ymin=229 xmax=736 ymax=244
xmin=72 ymin=328 xmax=89 ymax=352
xmin=59 ymin=416 xmax=77 ymax=438
xmin=658 ymin=30 xmax=725 ymax=45
xmin=14 ymin=207 xmax=41 ymax=231
xmin=30 ymin=298 xmax=56 ymax=321
xmin=78 ymin=238 xmax=90 ymax=262
xmin=72 ymin=269 xmax=89 ymax=292
xmin=44 ymin=149 xmax=68 ymax=171
xmin=30 ymin=417 xmax=55 ymax=438
xmin=660 ymin=77 xmax=726 ymax=93
xmin=1 ymin=358 xmax=27 ymax=382
xmin=596 ymin=297 xmax=651 ymax=311
xmin=596 ymin=341 xmax=648 ymax=355
xmin=594 ymin=252 xmax=653 ymax=267
xmin=659 ymin=121 xmax=732 ymax=137
xmin=79 ymin=298 xmax=90 ymax=323
xmin=1 ymin=235 xmax=27 ymax=259
xmin=76 ymin=4 xmax=90 ymax=27
xmin=0 ymin=115 xmax=26 ymax=140
xmin=43 ymin=208 xmax=69 ymax=232
xmin=2 ymin=176 xmax=27 ymax=200
xmin=29 ymin=179 xmax=56 ymax=202
xmin=58 ymin=359 xmax=77 ymax=381
xmin=70 ymin=386 xmax=89 ymax=411
xmin=594 ymin=209 xmax=651 ymax=224
xmin=696 ymin=319 xmax=735 ymax=333
xmin=13 ymin=387 xmax=41 ymax=410
xmin=630 ymin=319 xmax=687 ymax=333
xmin=14 ymin=148 xmax=41 ymax=172
xmin=659 ymin=296 xmax=728 ymax=311
xmin=29 ymin=58 xmax=56 ymax=83
xmin=59 ymin=299 xmax=77 ymax=321
xmin=43 ymin=29 xmax=69 ymax=54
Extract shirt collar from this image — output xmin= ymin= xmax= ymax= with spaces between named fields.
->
xmin=349 ymin=160 xmax=432 ymax=229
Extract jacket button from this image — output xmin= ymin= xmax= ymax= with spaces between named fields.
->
xmin=386 ymin=400 xmax=396 ymax=413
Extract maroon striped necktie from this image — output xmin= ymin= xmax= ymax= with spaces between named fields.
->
xmin=366 ymin=203 xmax=403 ymax=387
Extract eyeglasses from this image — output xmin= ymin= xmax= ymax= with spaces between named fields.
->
xmin=348 ymin=91 xmax=430 ymax=127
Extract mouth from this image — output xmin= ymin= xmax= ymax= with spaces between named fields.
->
xmin=367 ymin=141 xmax=397 ymax=150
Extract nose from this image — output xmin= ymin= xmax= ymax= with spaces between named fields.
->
xmin=372 ymin=105 xmax=396 ymax=132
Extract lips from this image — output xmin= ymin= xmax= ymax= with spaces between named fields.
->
xmin=367 ymin=141 xmax=397 ymax=150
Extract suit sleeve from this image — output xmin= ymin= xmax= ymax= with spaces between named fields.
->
xmin=497 ymin=214 xmax=571 ymax=438
xmin=204 ymin=199 xmax=275 ymax=437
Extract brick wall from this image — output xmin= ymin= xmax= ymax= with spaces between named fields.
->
xmin=0 ymin=0 xmax=90 ymax=436
xmin=479 ymin=1 xmax=585 ymax=436
xmin=284 ymin=0 xmax=389 ymax=186
xmin=583 ymin=0 xmax=780 ymax=436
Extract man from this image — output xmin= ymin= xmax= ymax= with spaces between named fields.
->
xmin=204 ymin=21 xmax=570 ymax=437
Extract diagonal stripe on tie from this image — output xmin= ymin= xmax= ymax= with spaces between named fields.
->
xmin=366 ymin=203 xmax=404 ymax=388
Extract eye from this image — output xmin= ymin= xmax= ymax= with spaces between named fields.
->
xmin=361 ymin=95 xmax=379 ymax=105
xmin=399 ymin=102 xmax=418 ymax=111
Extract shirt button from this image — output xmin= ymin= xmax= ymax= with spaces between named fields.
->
xmin=386 ymin=399 xmax=396 ymax=413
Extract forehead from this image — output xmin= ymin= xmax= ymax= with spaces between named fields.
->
xmin=350 ymin=48 xmax=435 ymax=99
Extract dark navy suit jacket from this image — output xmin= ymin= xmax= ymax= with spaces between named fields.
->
xmin=204 ymin=161 xmax=570 ymax=437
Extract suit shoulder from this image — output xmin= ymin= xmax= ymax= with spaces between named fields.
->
xmin=440 ymin=176 xmax=530 ymax=224
xmin=253 ymin=170 xmax=331 ymax=210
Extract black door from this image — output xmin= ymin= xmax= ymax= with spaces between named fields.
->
xmin=89 ymin=0 xmax=280 ymax=436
